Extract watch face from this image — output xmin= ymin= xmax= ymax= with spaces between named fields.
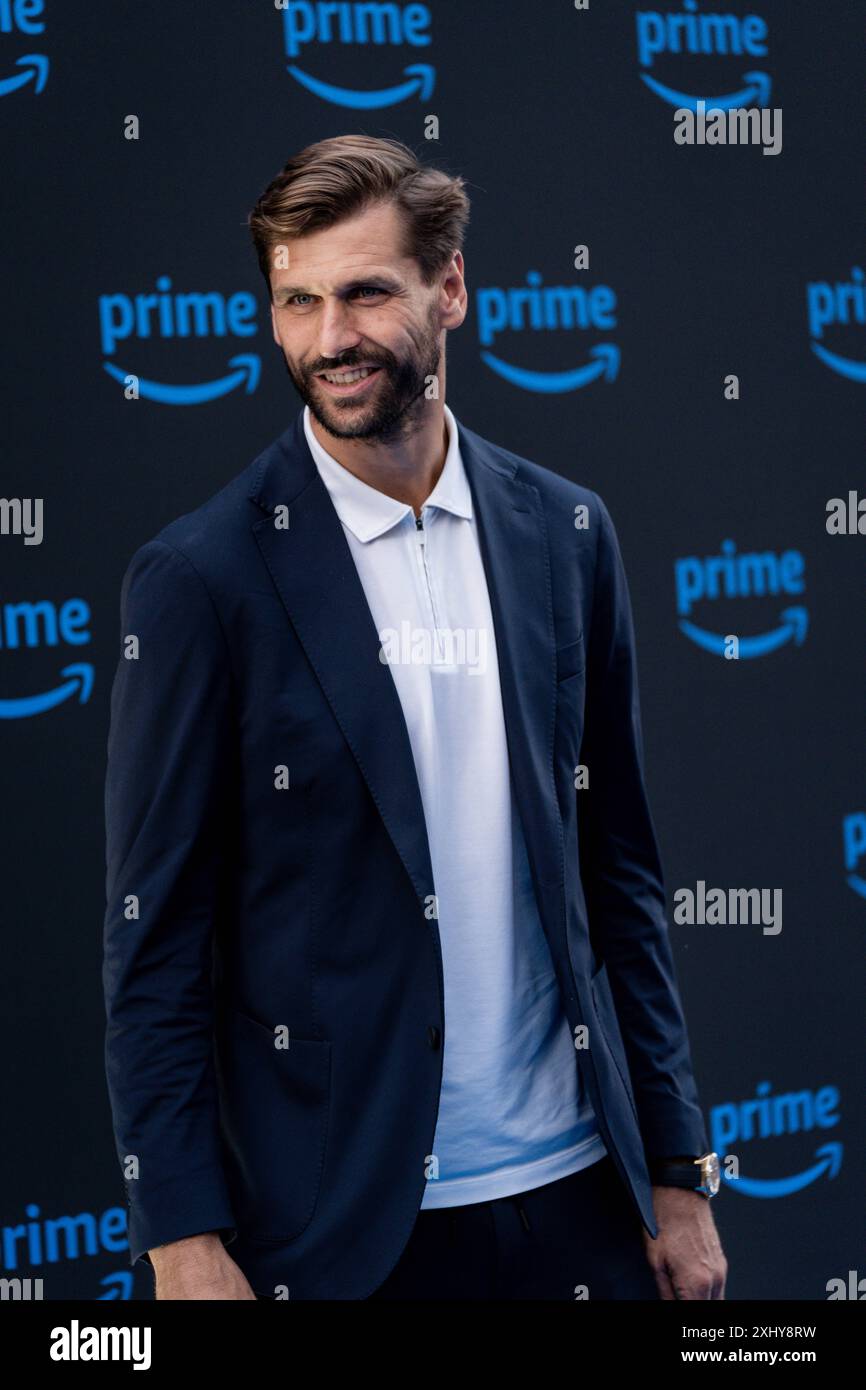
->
xmin=702 ymin=1153 xmax=721 ymax=1195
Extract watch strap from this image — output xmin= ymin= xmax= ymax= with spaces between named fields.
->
xmin=649 ymin=1153 xmax=719 ymax=1197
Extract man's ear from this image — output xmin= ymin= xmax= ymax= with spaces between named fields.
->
xmin=270 ymin=300 xmax=280 ymax=347
xmin=441 ymin=252 xmax=467 ymax=330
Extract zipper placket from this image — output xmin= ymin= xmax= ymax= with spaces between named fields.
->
xmin=415 ymin=512 xmax=445 ymax=664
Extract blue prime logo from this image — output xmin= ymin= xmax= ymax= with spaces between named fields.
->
xmin=476 ymin=273 xmax=619 ymax=394
xmin=807 ymin=268 xmax=866 ymax=383
xmin=282 ymin=1 xmax=434 ymax=109
xmin=99 ymin=277 xmax=260 ymax=406
xmin=843 ymin=814 xmax=866 ymax=901
xmin=0 ymin=0 xmax=49 ymax=98
xmin=0 ymin=597 xmax=93 ymax=719
xmin=674 ymin=539 xmax=807 ymax=658
xmin=711 ymin=1082 xmax=842 ymax=1198
xmin=2 ymin=1203 xmax=132 ymax=1299
xmin=636 ymin=1 xmax=770 ymax=109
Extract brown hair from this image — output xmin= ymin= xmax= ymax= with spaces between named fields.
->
xmin=248 ymin=135 xmax=470 ymax=299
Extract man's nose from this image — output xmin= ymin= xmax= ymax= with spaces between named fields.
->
xmin=318 ymin=299 xmax=363 ymax=361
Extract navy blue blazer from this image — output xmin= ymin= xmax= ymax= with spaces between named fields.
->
xmin=102 ymin=408 xmax=709 ymax=1298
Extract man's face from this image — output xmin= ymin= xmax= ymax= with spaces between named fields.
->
xmin=269 ymin=201 xmax=456 ymax=441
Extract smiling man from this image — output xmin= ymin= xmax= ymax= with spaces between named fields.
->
xmin=102 ymin=135 xmax=727 ymax=1301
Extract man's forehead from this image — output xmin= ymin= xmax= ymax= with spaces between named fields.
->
xmin=271 ymin=204 xmax=414 ymax=288
xmin=277 ymin=246 xmax=404 ymax=281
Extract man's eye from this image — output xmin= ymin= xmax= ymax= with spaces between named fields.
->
xmin=356 ymin=287 xmax=386 ymax=298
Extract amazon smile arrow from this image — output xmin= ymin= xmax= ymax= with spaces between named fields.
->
xmin=0 ymin=663 xmax=94 ymax=719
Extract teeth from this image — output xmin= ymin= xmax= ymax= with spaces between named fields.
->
xmin=322 ymin=367 xmax=375 ymax=384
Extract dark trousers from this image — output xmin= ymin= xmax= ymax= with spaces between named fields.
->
xmin=367 ymin=1154 xmax=660 ymax=1301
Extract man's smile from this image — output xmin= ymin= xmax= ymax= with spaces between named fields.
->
xmin=315 ymin=364 xmax=383 ymax=397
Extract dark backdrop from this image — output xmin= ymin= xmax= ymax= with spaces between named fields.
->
xmin=1 ymin=0 xmax=863 ymax=1301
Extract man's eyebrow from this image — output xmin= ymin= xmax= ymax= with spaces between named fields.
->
xmin=273 ymin=275 xmax=403 ymax=303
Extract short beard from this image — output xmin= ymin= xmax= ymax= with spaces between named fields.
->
xmin=281 ymin=308 xmax=442 ymax=443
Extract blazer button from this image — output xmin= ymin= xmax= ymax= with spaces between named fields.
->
xmin=427 ymin=1025 xmax=441 ymax=1050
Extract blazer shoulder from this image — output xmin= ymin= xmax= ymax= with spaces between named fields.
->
xmin=459 ymin=421 xmax=610 ymax=553
xmin=155 ymin=462 xmax=259 ymax=558
xmin=460 ymin=419 xmax=600 ymax=515
xmin=122 ymin=446 xmax=272 ymax=591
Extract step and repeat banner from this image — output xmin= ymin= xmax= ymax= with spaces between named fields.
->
xmin=1 ymin=1 xmax=863 ymax=1301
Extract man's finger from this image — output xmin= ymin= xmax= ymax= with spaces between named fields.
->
xmin=653 ymin=1262 xmax=678 ymax=1300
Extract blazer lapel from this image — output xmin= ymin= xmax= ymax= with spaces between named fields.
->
xmin=249 ymin=414 xmax=435 ymax=909
xmin=248 ymin=410 xmax=564 ymax=915
xmin=457 ymin=422 xmax=564 ymax=892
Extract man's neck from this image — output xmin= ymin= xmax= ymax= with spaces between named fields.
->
xmin=308 ymin=402 xmax=449 ymax=517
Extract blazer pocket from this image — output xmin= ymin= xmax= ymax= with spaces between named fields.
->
xmin=556 ymin=634 xmax=585 ymax=684
xmin=589 ymin=962 xmax=640 ymax=1127
xmin=217 ymin=1008 xmax=332 ymax=1243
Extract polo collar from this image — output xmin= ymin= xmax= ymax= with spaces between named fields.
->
xmin=302 ymin=402 xmax=473 ymax=543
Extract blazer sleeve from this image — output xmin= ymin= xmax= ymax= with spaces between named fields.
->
xmin=577 ymin=493 xmax=710 ymax=1160
xmin=102 ymin=538 xmax=237 ymax=1266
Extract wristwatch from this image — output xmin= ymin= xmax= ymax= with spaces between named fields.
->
xmin=650 ymin=1152 xmax=720 ymax=1198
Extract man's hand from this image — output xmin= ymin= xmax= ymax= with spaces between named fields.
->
xmin=642 ymin=1187 xmax=727 ymax=1299
xmin=149 ymin=1233 xmax=257 ymax=1300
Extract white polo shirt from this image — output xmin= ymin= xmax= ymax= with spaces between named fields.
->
xmin=303 ymin=403 xmax=606 ymax=1205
